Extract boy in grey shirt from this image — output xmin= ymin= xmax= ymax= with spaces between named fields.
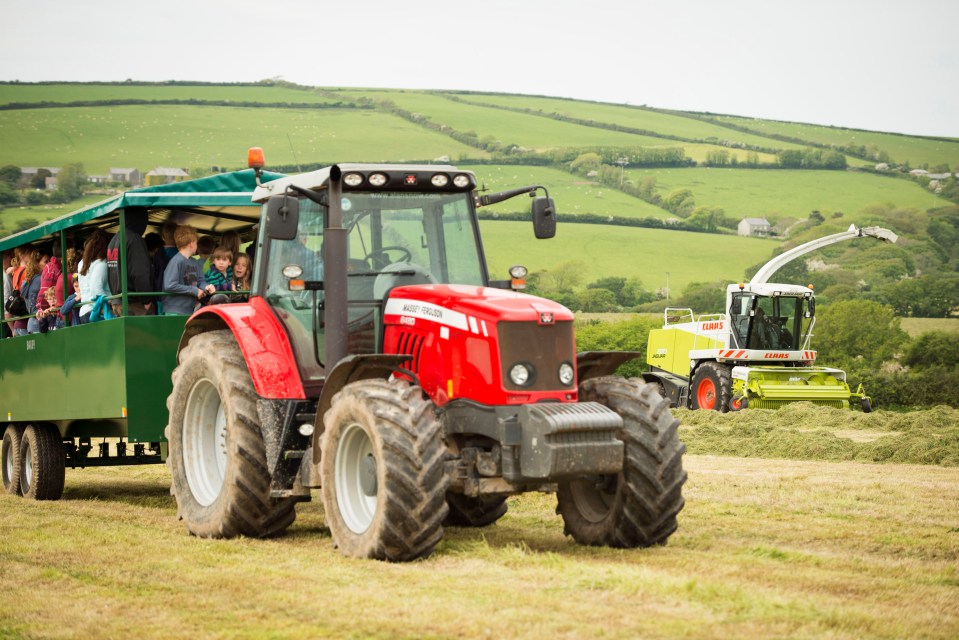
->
xmin=163 ymin=225 xmax=215 ymax=315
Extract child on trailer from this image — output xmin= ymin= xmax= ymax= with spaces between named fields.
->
xmin=163 ymin=225 xmax=214 ymax=316
xmin=59 ymin=274 xmax=82 ymax=327
xmin=232 ymin=253 xmax=252 ymax=302
xmin=204 ymin=246 xmax=234 ymax=294
xmin=36 ymin=286 xmax=61 ymax=333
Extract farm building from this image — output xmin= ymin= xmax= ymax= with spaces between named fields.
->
xmin=738 ymin=217 xmax=772 ymax=237
xmin=145 ymin=167 xmax=189 ymax=186
xmin=110 ymin=168 xmax=142 ymax=186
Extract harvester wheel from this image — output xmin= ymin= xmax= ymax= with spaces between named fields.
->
xmin=18 ymin=424 xmax=65 ymax=501
xmin=861 ymin=397 xmax=873 ymax=413
xmin=2 ymin=424 xmax=24 ymax=495
xmin=321 ymin=379 xmax=449 ymax=561
xmin=444 ymin=493 xmax=508 ymax=527
xmin=166 ymin=330 xmax=298 ymax=539
xmin=557 ymin=377 xmax=686 ymax=548
xmin=691 ymin=362 xmax=732 ymax=412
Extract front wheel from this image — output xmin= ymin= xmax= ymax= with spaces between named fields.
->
xmin=321 ymin=379 xmax=449 ymax=561
xmin=691 ymin=361 xmax=732 ymax=412
xmin=166 ymin=330 xmax=297 ymax=539
xmin=19 ymin=424 xmax=65 ymax=500
xmin=557 ymin=377 xmax=686 ymax=548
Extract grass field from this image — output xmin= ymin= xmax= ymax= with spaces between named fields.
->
xmin=2 ymin=405 xmax=957 ymax=639
xmin=711 ymin=115 xmax=959 ymax=169
xmin=479 ymin=220 xmax=778 ymax=291
xmin=0 ymin=83 xmax=340 ymax=105
xmin=464 ymin=164 xmax=670 ymax=219
xmin=900 ymin=317 xmax=959 ymax=336
xmin=452 ymin=93 xmax=809 ymax=152
xmin=0 ymin=105 xmax=486 ymax=173
xmin=627 ymin=167 xmax=950 ymax=222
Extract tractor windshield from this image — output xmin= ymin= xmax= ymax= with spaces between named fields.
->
xmin=730 ymin=294 xmax=807 ymax=351
xmin=261 ymin=190 xmax=487 ymax=386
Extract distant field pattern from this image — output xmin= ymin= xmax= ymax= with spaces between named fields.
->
xmin=0 ymin=83 xmax=340 ymax=105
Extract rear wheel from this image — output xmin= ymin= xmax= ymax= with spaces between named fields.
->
xmin=166 ymin=330 xmax=297 ymax=539
xmin=444 ymin=493 xmax=508 ymax=527
xmin=557 ymin=377 xmax=686 ymax=548
xmin=691 ymin=362 xmax=732 ymax=412
xmin=321 ymin=379 xmax=448 ymax=561
xmin=2 ymin=425 xmax=24 ymax=495
xmin=19 ymin=424 xmax=65 ymax=500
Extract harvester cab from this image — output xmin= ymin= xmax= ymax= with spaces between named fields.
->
xmin=645 ymin=224 xmax=897 ymax=412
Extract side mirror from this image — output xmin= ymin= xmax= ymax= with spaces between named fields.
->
xmin=806 ymin=297 xmax=816 ymax=318
xmin=266 ymin=194 xmax=299 ymax=240
xmin=532 ymin=196 xmax=556 ymax=239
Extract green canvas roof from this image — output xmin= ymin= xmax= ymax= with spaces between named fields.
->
xmin=0 ymin=169 xmax=285 ymax=251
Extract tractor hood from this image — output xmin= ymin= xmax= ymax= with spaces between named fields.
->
xmin=383 ymin=284 xmax=574 ymax=328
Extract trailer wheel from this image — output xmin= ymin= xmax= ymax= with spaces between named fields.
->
xmin=321 ymin=379 xmax=448 ymax=561
xmin=444 ymin=493 xmax=508 ymax=527
xmin=2 ymin=425 xmax=24 ymax=495
xmin=557 ymin=377 xmax=686 ymax=548
xmin=18 ymin=424 xmax=65 ymax=501
xmin=166 ymin=330 xmax=297 ymax=539
xmin=691 ymin=362 xmax=732 ymax=412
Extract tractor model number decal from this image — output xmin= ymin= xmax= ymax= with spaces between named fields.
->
xmin=651 ymin=348 xmax=668 ymax=359
xmin=399 ymin=316 xmax=416 ymax=327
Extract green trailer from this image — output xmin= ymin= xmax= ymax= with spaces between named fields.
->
xmin=0 ymin=169 xmax=281 ymax=499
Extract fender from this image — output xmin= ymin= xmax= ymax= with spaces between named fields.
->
xmin=179 ymin=296 xmax=306 ymax=400
xmin=576 ymin=351 xmax=644 ymax=383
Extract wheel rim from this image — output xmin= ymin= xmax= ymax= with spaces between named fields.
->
xmin=2 ymin=438 xmax=12 ymax=488
xmin=335 ymin=422 xmax=378 ymax=534
xmin=183 ymin=379 xmax=228 ymax=507
xmin=567 ymin=474 xmax=617 ymax=524
xmin=697 ymin=378 xmax=716 ymax=409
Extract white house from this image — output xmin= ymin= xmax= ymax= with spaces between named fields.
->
xmin=738 ymin=217 xmax=771 ymax=237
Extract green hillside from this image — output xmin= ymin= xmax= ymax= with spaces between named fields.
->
xmin=629 ymin=166 xmax=951 ymax=223
xmin=0 ymin=81 xmax=954 ymax=316
xmin=709 ymin=114 xmax=959 ymax=168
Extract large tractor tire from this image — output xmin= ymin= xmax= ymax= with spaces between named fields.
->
xmin=557 ymin=376 xmax=686 ymax=548
xmin=691 ymin=361 xmax=732 ymax=412
xmin=18 ymin=424 xmax=65 ymax=501
xmin=321 ymin=379 xmax=449 ymax=561
xmin=166 ymin=330 xmax=297 ymax=539
xmin=444 ymin=493 xmax=508 ymax=528
xmin=2 ymin=424 xmax=24 ymax=495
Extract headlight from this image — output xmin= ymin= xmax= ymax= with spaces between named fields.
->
xmin=453 ymin=174 xmax=471 ymax=188
xmin=431 ymin=173 xmax=449 ymax=187
xmin=343 ymin=172 xmax=364 ymax=187
xmin=558 ymin=362 xmax=575 ymax=386
xmin=282 ymin=264 xmax=303 ymax=279
xmin=509 ymin=363 xmax=534 ymax=386
xmin=509 ymin=265 xmax=528 ymax=279
xmin=368 ymin=173 xmax=388 ymax=187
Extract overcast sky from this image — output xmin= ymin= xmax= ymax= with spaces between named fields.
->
xmin=3 ymin=0 xmax=957 ymax=138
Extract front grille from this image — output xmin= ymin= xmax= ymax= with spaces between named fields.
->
xmin=498 ymin=321 xmax=575 ymax=391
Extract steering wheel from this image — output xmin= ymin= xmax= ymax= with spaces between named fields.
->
xmin=363 ymin=245 xmax=412 ymax=269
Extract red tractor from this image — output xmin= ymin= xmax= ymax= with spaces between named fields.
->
xmin=166 ymin=150 xmax=686 ymax=561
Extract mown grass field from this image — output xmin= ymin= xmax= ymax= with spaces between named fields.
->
xmin=712 ymin=114 xmax=959 ymax=169
xmin=628 ymin=166 xmax=950 ymax=223
xmin=0 ymin=105 xmax=485 ymax=173
xmin=1 ymin=405 xmax=956 ymax=639
xmin=479 ymin=220 xmax=777 ymax=291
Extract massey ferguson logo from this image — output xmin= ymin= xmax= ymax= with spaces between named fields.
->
xmin=539 ymin=312 xmax=555 ymax=325
xmin=764 ymin=352 xmax=789 ymax=359
xmin=701 ymin=321 xmax=723 ymax=331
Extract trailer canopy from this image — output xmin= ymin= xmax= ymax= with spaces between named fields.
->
xmin=0 ymin=168 xmax=285 ymax=251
